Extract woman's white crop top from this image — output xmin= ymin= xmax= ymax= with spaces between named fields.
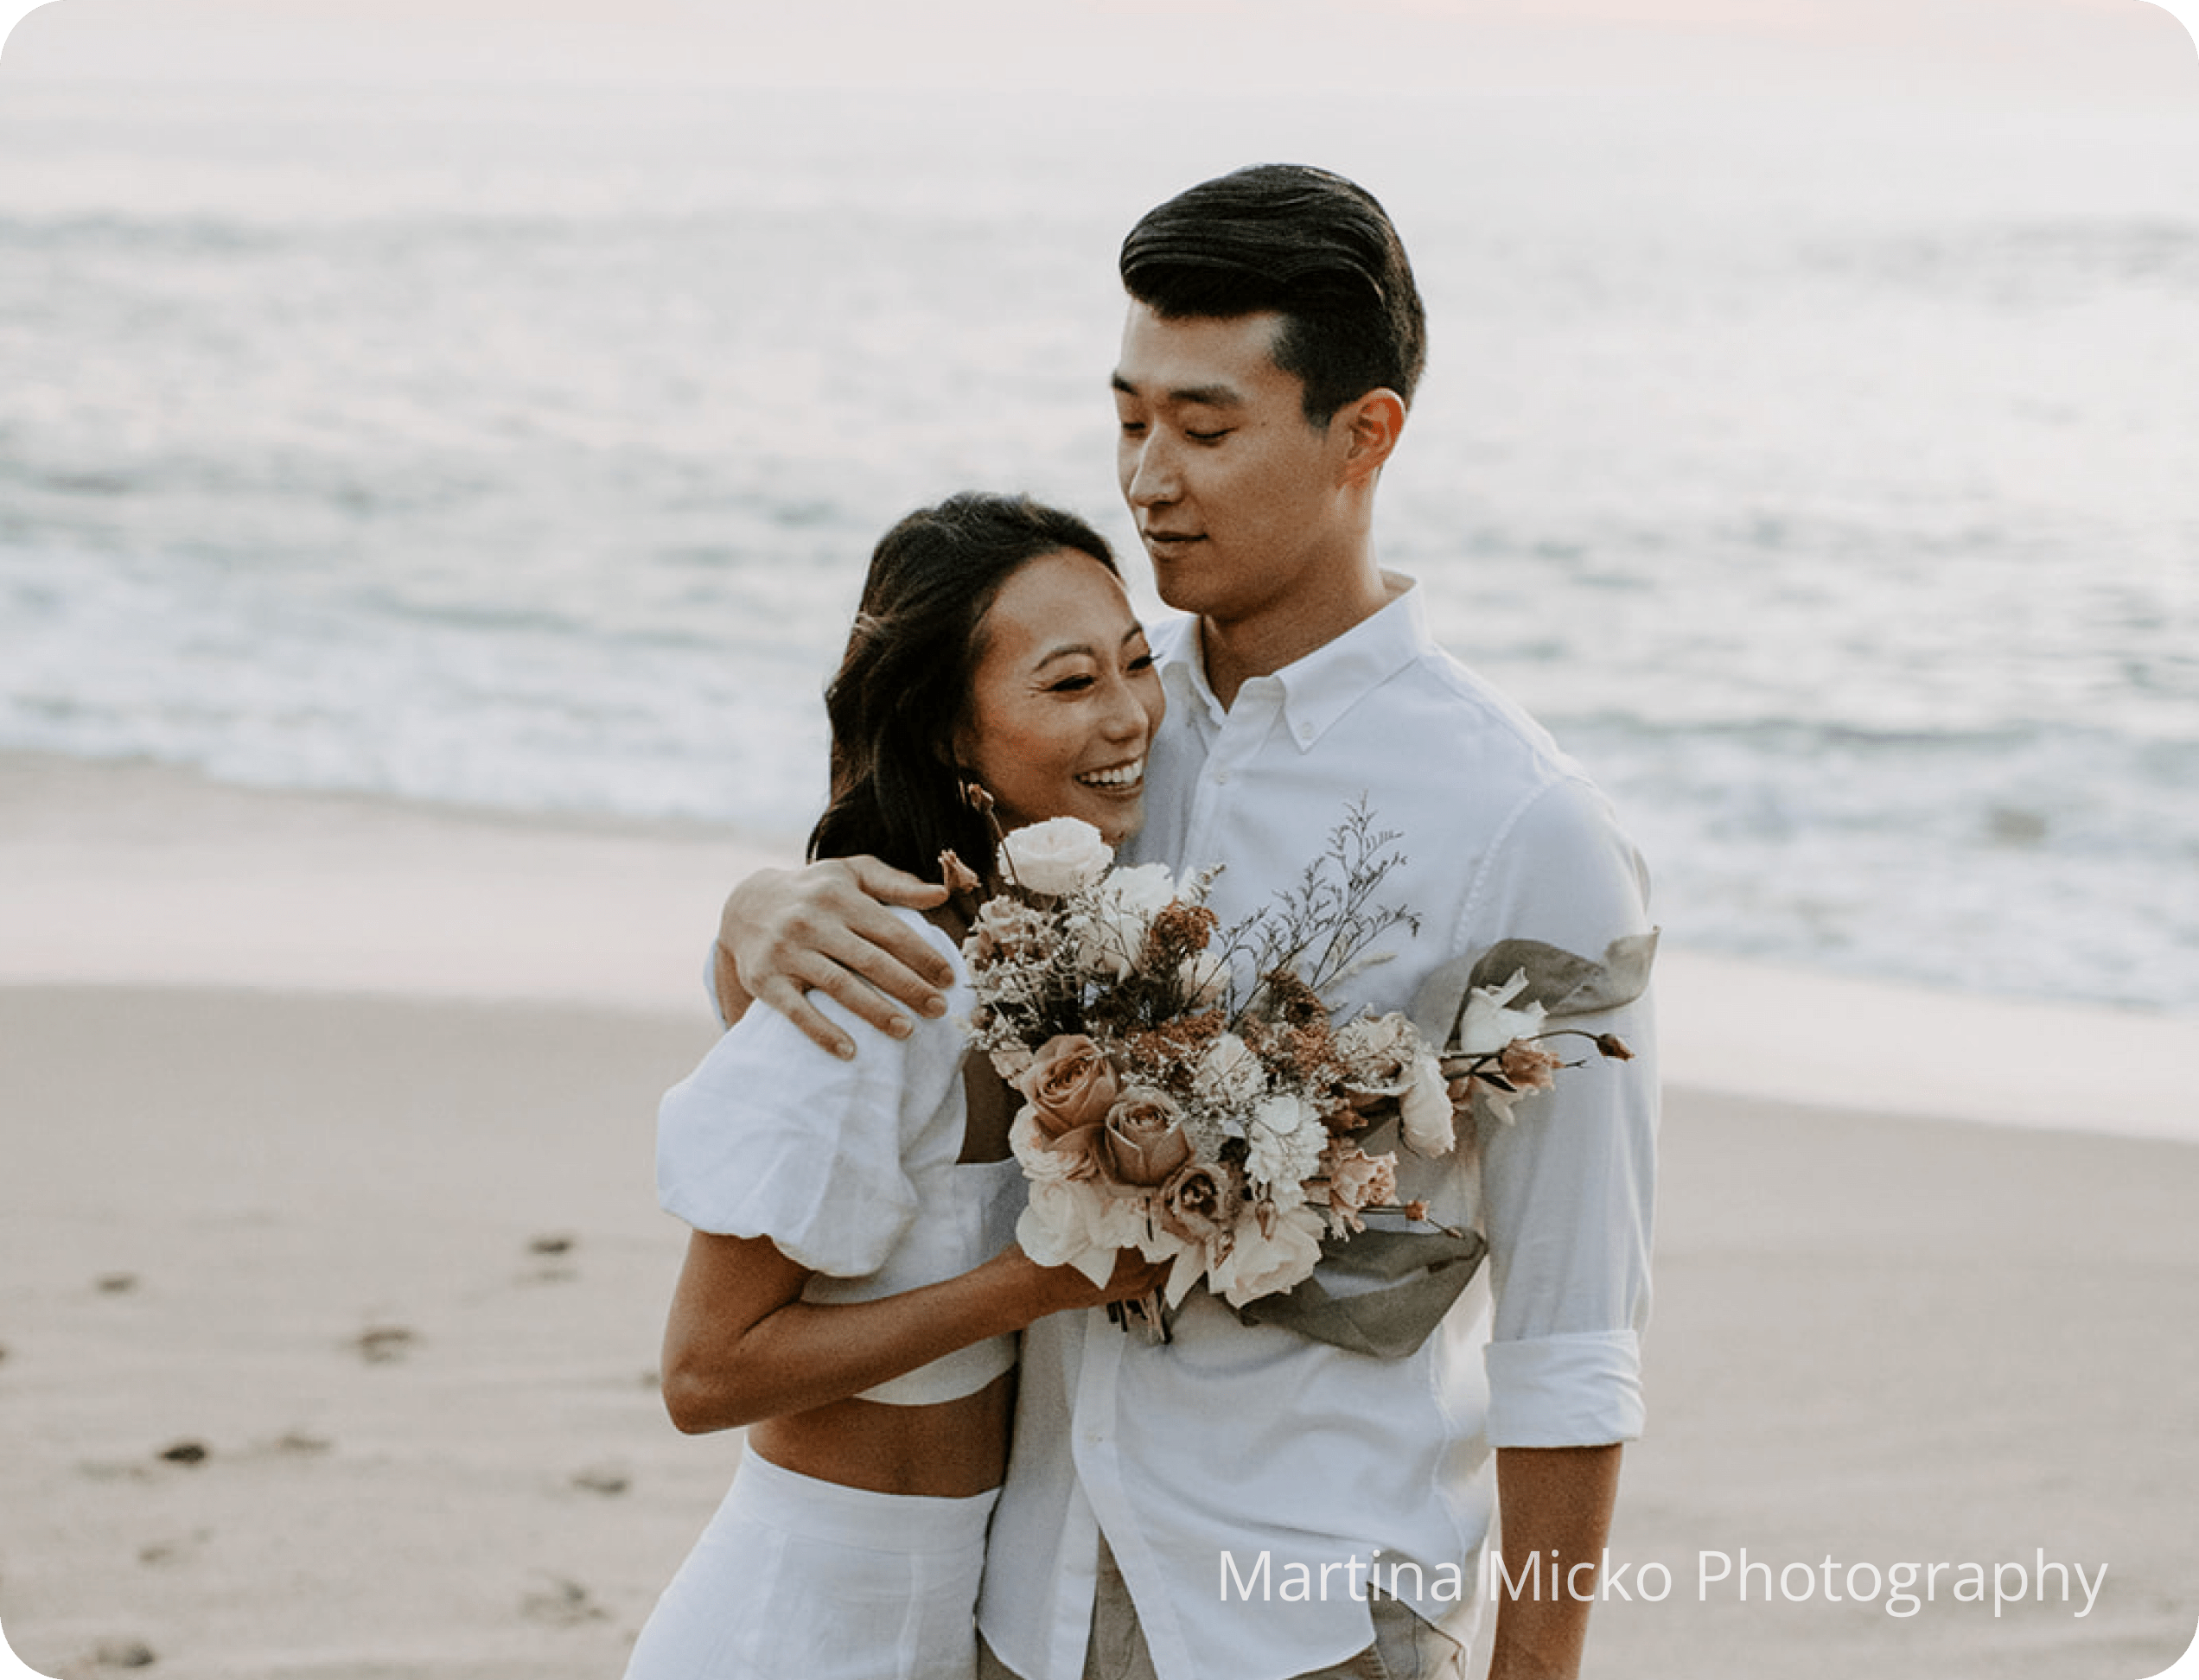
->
xmin=656 ymin=913 xmax=1021 ymax=1405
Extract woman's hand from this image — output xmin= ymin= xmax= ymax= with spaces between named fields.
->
xmin=716 ymin=858 xmax=953 ymax=1055
xmin=1013 ymin=1245 xmax=1178 ymax=1319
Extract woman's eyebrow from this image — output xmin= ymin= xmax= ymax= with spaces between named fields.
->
xmin=1032 ymin=641 xmax=1100 ymax=672
xmin=1033 ymin=625 xmax=1145 ymax=672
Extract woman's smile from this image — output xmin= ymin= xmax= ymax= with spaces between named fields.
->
xmin=953 ymin=550 xmax=1165 ymax=849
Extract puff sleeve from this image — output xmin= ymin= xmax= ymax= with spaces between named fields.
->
xmin=655 ymin=917 xmax=967 ymax=1280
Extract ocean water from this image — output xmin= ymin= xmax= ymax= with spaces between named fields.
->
xmin=2 ymin=84 xmax=2195 ymax=1011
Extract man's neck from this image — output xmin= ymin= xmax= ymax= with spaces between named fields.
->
xmin=1197 ymin=563 xmax=1399 ymax=710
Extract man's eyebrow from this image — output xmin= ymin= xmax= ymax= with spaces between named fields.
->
xmin=1111 ymin=372 xmax=1243 ymax=408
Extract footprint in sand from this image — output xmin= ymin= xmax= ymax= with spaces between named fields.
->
xmin=523 ymin=1231 xmax=579 ymax=1284
xmin=520 ymin=1575 xmax=609 ymax=1627
xmin=570 ymin=1463 xmax=629 ymax=1496
xmin=354 ymin=1325 xmax=417 ymax=1364
xmin=138 ymin=1529 xmax=212 ymax=1567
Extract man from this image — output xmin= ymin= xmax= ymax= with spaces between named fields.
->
xmin=717 ymin=164 xmax=1656 ymax=1680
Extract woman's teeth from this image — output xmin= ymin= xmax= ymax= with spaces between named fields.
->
xmin=1077 ymin=760 xmax=1144 ymax=788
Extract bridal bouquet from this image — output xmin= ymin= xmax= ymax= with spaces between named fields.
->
xmin=949 ymin=806 xmax=1633 ymax=1321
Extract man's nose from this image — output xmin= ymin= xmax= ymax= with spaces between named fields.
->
xmin=1124 ymin=437 xmax=1179 ymax=507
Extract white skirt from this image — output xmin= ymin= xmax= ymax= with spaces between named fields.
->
xmin=623 ymin=1452 xmax=999 ymax=1680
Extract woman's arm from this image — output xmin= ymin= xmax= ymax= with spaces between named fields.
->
xmin=660 ymin=1231 xmax=1167 ymax=1435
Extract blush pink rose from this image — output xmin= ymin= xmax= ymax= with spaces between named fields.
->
xmin=1015 ymin=1034 xmax=1118 ymax=1140
xmin=1100 ymin=1086 xmax=1193 ymax=1190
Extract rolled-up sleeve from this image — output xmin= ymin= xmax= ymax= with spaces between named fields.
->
xmin=1460 ymin=772 xmax=1659 ymax=1448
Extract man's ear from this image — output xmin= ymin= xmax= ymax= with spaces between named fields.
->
xmin=1337 ymin=388 xmax=1406 ymax=485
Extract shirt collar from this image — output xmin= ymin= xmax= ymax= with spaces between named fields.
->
xmin=1155 ymin=574 xmax=1432 ymax=751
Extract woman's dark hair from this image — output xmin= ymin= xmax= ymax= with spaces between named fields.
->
xmin=806 ymin=492 xmax=1119 ymax=878
xmin=1119 ymin=162 xmax=1426 ymax=426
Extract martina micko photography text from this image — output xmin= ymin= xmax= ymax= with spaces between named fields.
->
xmin=1217 ymin=1545 xmax=2111 ymax=1622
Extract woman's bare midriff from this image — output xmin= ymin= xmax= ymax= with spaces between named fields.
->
xmin=745 ymin=1368 xmax=1015 ymax=1498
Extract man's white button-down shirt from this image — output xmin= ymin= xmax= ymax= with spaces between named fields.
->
xmin=977 ymin=579 xmax=1659 ymax=1680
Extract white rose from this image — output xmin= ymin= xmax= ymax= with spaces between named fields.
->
xmin=1456 ymin=969 xmax=1547 ymax=1056
xmin=998 ymin=818 xmax=1113 ymax=897
xmin=1017 ymin=1177 xmax=1150 ymax=1285
xmin=1206 ymin=1203 xmax=1325 ymax=1308
xmin=1075 ymin=862 xmax=1179 ymax=979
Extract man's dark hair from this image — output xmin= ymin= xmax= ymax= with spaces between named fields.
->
xmin=1119 ymin=163 xmax=1426 ymax=425
xmin=807 ymin=492 xmax=1119 ymax=879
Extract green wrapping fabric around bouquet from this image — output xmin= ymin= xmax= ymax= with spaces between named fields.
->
xmin=1410 ymin=931 xmax=1660 ymax=1046
xmin=1232 ymin=1220 xmax=1488 ymax=1359
xmin=1232 ymin=932 xmax=1658 ymax=1359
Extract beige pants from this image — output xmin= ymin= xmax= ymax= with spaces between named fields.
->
xmin=979 ymin=1539 xmax=1466 ymax=1680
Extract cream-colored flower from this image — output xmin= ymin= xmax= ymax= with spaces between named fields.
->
xmin=967 ymin=897 xmax=1055 ymax=970
xmin=1245 ymin=1091 xmax=1326 ymax=1199
xmin=1398 ymin=1047 xmax=1455 ymax=1155
xmin=998 ymin=817 xmax=1113 ymax=896
xmin=1178 ymin=948 xmax=1232 ymax=1009
xmin=1017 ymin=1177 xmax=1150 ymax=1285
xmin=1456 ymin=969 xmax=1547 ymax=1056
xmin=1074 ymin=862 xmax=1178 ymax=980
xmin=1205 ymin=1203 xmax=1325 ymax=1307
xmin=1334 ymin=1011 xmax=1422 ymax=1098
xmin=1189 ymin=1032 xmax=1265 ymax=1114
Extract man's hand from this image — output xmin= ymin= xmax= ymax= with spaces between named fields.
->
xmin=717 ymin=858 xmax=953 ymax=1058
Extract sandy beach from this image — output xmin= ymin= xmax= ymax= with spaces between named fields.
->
xmin=3 ymin=752 xmax=2195 ymax=1680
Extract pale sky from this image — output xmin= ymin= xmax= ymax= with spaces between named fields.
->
xmin=3 ymin=0 xmax=2195 ymax=105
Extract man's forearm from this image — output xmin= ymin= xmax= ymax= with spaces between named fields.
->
xmin=1487 ymin=1443 xmax=1622 ymax=1680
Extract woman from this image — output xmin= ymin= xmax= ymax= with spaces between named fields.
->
xmin=624 ymin=493 xmax=1170 ymax=1680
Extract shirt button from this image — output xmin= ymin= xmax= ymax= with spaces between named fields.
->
xmin=1213 ymin=770 xmax=1230 ymax=785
